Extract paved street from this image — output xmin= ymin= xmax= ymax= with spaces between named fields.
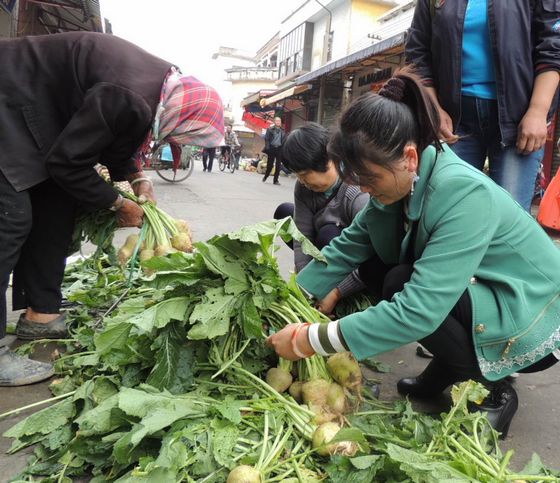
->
xmin=1 ymin=161 xmax=559 ymax=479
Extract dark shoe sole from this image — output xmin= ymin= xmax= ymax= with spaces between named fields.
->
xmin=16 ymin=332 xmax=66 ymax=341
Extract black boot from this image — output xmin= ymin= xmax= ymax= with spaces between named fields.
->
xmin=469 ymin=380 xmax=518 ymax=439
xmin=397 ymin=360 xmax=458 ymax=398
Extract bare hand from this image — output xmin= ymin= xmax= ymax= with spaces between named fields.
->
xmin=517 ymin=108 xmax=548 ymax=154
xmin=116 ymin=199 xmax=144 ymax=227
xmin=266 ymin=323 xmax=314 ymax=361
xmin=438 ymin=108 xmax=459 ymax=144
xmin=316 ymin=288 xmax=341 ymax=316
xmin=132 ymin=180 xmax=156 ymax=204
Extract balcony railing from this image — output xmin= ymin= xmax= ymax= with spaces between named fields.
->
xmin=225 ymin=67 xmax=278 ymax=82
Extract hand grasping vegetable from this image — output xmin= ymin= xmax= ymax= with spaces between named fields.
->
xmin=115 ymin=198 xmax=144 ymax=228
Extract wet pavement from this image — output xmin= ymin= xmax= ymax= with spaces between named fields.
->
xmin=1 ymin=162 xmax=559 ymax=479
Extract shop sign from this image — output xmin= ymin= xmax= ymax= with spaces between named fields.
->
xmin=353 ymin=67 xmax=393 ymax=97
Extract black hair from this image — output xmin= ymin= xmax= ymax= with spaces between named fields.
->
xmin=328 ymin=66 xmax=442 ymax=182
xmin=281 ymin=122 xmax=330 ymax=173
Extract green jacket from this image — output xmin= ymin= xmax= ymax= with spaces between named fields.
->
xmin=297 ymin=145 xmax=560 ymax=381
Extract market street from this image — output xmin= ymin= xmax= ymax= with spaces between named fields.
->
xmin=1 ymin=162 xmax=558 ymax=478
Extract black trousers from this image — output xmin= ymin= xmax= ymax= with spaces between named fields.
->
xmin=384 ymin=265 xmax=558 ymax=381
xmin=202 ymin=148 xmax=216 ymax=172
xmin=264 ymin=147 xmax=282 ymax=183
xmin=0 ymin=172 xmax=77 ymax=337
xmin=274 ymin=202 xmax=345 ymax=250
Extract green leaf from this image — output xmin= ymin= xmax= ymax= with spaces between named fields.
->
xmin=226 ymin=218 xmax=325 ymax=261
xmin=239 ymin=294 xmax=264 ymax=339
xmin=196 ymin=243 xmax=249 ymax=287
xmin=521 ymin=453 xmax=560 ymax=477
xmin=386 ymin=444 xmax=472 ymax=482
xmin=146 ymin=323 xmax=194 ymax=394
xmin=95 ymin=323 xmax=132 ymax=354
xmin=188 ymin=287 xmax=234 ymax=340
xmin=75 ymin=394 xmax=120 ymax=436
xmin=211 ymin=419 xmax=239 ymax=467
xmin=213 ymin=396 xmax=243 ymax=425
xmin=350 ymin=454 xmax=383 ymax=470
xmin=129 ymin=296 xmax=191 ymax=334
xmin=141 ymin=251 xmax=194 ymax=271
xmin=113 ymin=389 xmax=205 ymax=464
xmin=325 ymin=454 xmax=381 ymax=482
xmin=4 ymin=398 xmax=74 ymax=439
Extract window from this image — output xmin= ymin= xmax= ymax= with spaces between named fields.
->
xmin=278 ymin=22 xmax=314 ymax=79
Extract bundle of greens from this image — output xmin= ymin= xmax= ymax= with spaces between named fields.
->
xmin=3 ymin=219 xmax=559 ymax=482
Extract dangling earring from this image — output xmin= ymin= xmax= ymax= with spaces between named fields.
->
xmin=410 ymin=173 xmax=420 ymax=196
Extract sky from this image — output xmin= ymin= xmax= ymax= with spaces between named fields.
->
xmin=101 ymin=0 xmax=303 ymax=99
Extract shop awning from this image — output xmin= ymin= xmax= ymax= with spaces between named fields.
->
xmin=260 ymin=84 xmax=313 ymax=107
xmin=242 ymin=111 xmax=273 ymax=135
xmin=241 ymin=89 xmax=277 ymax=108
xmin=296 ymin=31 xmax=406 ymax=85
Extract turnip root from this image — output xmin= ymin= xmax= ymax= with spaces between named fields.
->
xmin=117 ymin=247 xmax=133 ymax=266
xmin=139 ymin=249 xmax=155 ymax=262
xmin=227 ymin=465 xmax=261 ymax=483
xmin=154 ymin=244 xmax=171 ymax=257
xmin=309 ymin=405 xmax=337 ymax=425
xmin=124 ymin=234 xmax=139 ymax=249
xmin=171 ymin=232 xmax=192 ymax=253
xmin=266 ymin=367 xmax=292 ymax=393
xmin=174 ymin=219 xmax=192 ymax=236
xmin=327 ymin=382 xmax=347 ymax=414
xmin=288 ymin=381 xmax=304 ymax=402
xmin=327 ymin=352 xmax=362 ymax=390
xmin=302 ymin=379 xmax=331 ymax=408
xmin=312 ymin=422 xmax=358 ymax=457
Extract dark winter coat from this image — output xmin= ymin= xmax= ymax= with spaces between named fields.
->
xmin=405 ymin=0 xmax=560 ymax=145
xmin=0 ymin=32 xmax=172 ymax=207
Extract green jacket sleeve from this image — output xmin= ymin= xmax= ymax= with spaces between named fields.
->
xmin=339 ymin=178 xmax=498 ymax=360
xmin=296 ymin=206 xmax=376 ymax=299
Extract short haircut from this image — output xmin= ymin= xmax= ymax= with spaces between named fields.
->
xmin=281 ymin=122 xmax=330 ymax=173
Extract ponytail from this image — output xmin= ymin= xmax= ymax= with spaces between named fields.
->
xmin=328 ymin=66 xmax=442 ymax=181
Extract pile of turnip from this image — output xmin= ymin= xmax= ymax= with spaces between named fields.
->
xmin=117 ymin=199 xmax=193 ymax=266
xmin=264 ymin=348 xmax=363 ymax=460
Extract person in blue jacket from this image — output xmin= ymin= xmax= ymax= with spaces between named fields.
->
xmin=405 ymin=0 xmax=560 ymax=211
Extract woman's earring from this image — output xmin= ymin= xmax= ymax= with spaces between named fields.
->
xmin=410 ymin=173 xmax=420 ymax=196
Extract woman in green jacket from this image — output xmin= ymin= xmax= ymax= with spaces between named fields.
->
xmin=267 ymin=70 xmax=560 ymax=437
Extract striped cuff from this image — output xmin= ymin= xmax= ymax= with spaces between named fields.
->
xmin=308 ymin=321 xmax=349 ymax=356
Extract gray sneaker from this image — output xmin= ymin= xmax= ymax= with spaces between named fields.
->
xmin=16 ymin=313 xmax=68 ymax=340
xmin=0 ymin=347 xmax=54 ymax=386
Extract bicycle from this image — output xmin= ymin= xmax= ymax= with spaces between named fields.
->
xmin=151 ymin=143 xmax=194 ymax=183
xmin=218 ymin=146 xmax=237 ymax=173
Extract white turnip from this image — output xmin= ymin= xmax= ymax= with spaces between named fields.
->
xmin=312 ymin=422 xmax=358 ymax=457
xmin=288 ymin=381 xmax=304 ymax=402
xmin=302 ymin=379 xmax=330 ymax=408
xmin=266 ymin=367 xmax=292 ymax=393
xmin=326 ymin=352 xmax=362 ymax=390
xmin=227 ymin=465 xmax=261 ymax=483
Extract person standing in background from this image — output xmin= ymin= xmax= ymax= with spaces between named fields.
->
xmin=263 ymin=116 xmax=286 ymax=185
xmin=405 ymin=0 xmax=560 ymax=212
xmin=202 ymin=147 xmax=216 ymax=172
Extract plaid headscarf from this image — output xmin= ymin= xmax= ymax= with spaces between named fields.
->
xmin=135 ymin=69 xmax=224 ymax=162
